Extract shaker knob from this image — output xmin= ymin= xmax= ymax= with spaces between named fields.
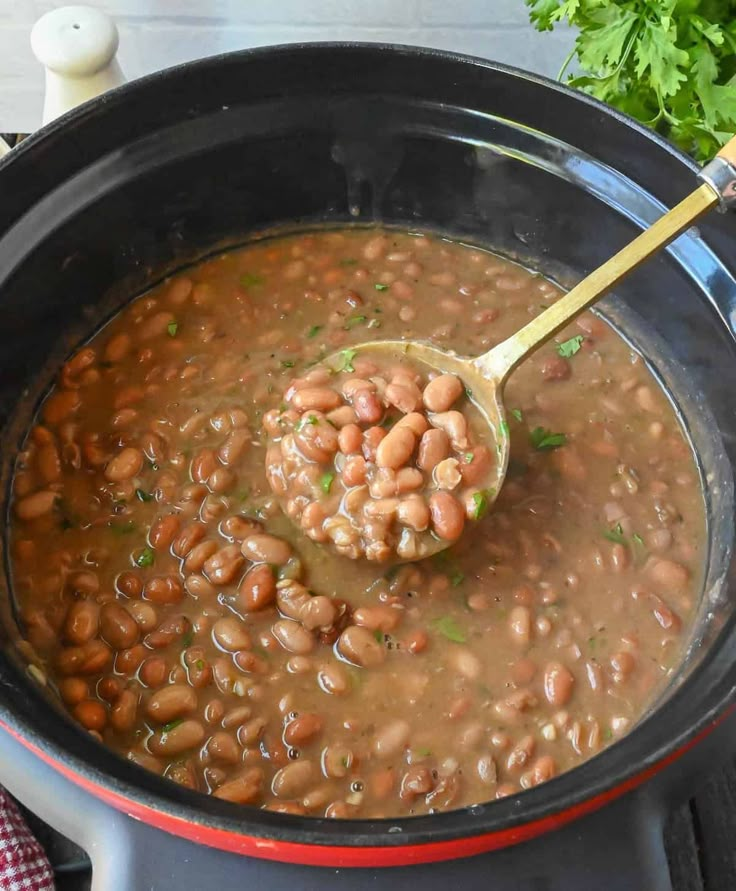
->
xmin=31 ymin=5 xmax=125 ymax=125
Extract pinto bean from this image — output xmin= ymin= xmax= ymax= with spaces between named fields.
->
xmin=417 ymin=428 xmax=450 ymax=471
xmin=272 ymin=760 xmax=314 ymax=798
xmin=338 ymin=424 xmax=363 ymax=455
xmin=172 ymin=522 xmax=207 ymax=558
xmin=292 ymin=388 xmax=342 ymax=412
xmin=429 ymin=492 xmax=465 ymax=540
xmin=509 ymin=606 xmax=531 ymax=646
xmin=241 ymin=534 xmax=292 ymax=565
xmin=116 ymin=570 xmax=143 ymax=599
xmin=218 ymin=429 xmax=250 ymax=466
xmin=57 ymin=640 xmax=112 ymax=676
xmin=148 ymin=514 xmax=180 ymax=551
xmin=284 ymin=713 xmax=323 ymax=746
xmin=110 ymin=689 xmax=138 ymax=732
xmin=63 ymin=600 xmax=100 ymax=645
xmin=143 ymin=575 xmax=184 ymax=605
xmin=543 ymin=662 xmax=575 ymax=706
xmin=400 ymin=767 xmax=434 ymax=801
xmin=104 ymin=447 xmax=144 ymax=482
xmin=423 ymin=374 xmax=463 ymax=412
xmin=372 ymin=719 xmax=410 ymax=758
xmin=203 ymin=544 xmax=245 ymax=585
xmin=15 ymin=490 xmax=58 ymax=521
xmin=272 ymin=619 xmax=315 ymax=654
xmin=213 ymin=768 xmax=263 ymax=803
xmin=238 ymin=563 xmax=276 ymax=611
xmin=317 ymin=662 xmax=350 ymax=695
xmin=146 ymin=684 xmax=198 ymax=723
xmin=149 ymin=720 xmax=205 ymax=756
xmin=541 ymin=355 xmax=571 ymax=381
xmin=385 ymin=381 xmax=422 ymax=414
xmin=376 ymin=425 xmax=416 ymax=469
xmin=337 ymin=625 xmax=385 ymax=667
xmin=74 ymin=699 xmax=107 ymax=731
xmin=99 ymin=603 xmax=139 ymax=650
xmin=212 ymin=617 xmax=252 ymax=652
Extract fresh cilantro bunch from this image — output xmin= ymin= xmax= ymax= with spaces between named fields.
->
xmin=526 ymin=0 xmax=736 ymax=161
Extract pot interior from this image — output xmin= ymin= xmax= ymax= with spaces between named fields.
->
xmin=1 ymin=45 xmax=736 ymax=844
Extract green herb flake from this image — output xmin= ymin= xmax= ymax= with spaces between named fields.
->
xmin=341 ymin=755 xmax=351 ymax=768
xmin=432 ymin=616 xmax=466 ymax=643
xmin=181 ymin=630 xmax=194 ymax=648
xmin=307 ymin=324 xmax=323 ymax=339
xmin=344 ymin=314 xmax=368 ymax=330
xmin=109 ymin=520 xmax=136 ymax=535
xmin=135 ymin=488 xmax=153 ymax=503
xmin=604 ymin=728 xmax=614 ymax=741
xmin=167 ymin=321 xmax=178 ymax=337
xmin=340 ymin=258 xmax=358 ymax=267
xmin=603 ymin=523 xmax=626 ymax=544
xmin=529 ymin=427 xmax=567 ymax=451
xmin=195 ymin=659 xmax=205 ymax=670
xmin=632 ymin=533 xmax=645 ymax=546
xmin=471 ymin=490 xmax=490 ymax=521
xmin=281 ymin=359 xmax=296 ymax=369
xmin=374 ymin=283 xmax=389 ymax=292
xmin=297 ymin=414 xmax=319 ymax=431
xmin=414 ymin=747 xmax=432 ymax=757
xmin=450 ymin=570 xmax=465 ymax=588
xmin=556 ymin=335 xmax=584 ymax=358
xmin=136 ymin=547 xmax=155 ymax=568
xmin=334 ymin=348 xmax=357 ymax=373
xmin=511 ymin=408 xmax=523 ymax=422
xmin=240 ymin=272 xmax=264 ymax=288
xmin=162 ymin=718 xmax=183 ymax=734
xmin=320 ymin=471 xmax=335 ymax=494
xmin=465 ymin=387 xmax=473 ymax=399
xmin=464 ymin=452 xmax=474 ymax=464
xmin=499 ymin=419 xmax=510 ymax=438
xmin=373 ymin=629 xmax=384 ymax=643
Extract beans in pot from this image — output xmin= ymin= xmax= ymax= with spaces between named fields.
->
xmin=9 ymin=227 xmax=704 ymax=818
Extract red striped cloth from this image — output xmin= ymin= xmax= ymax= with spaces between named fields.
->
xmin=0 ymin=789 xmax=54 ymax=891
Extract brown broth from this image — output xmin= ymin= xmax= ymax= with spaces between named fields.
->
xmin=9 ymin=228 xmax=704 ymax=816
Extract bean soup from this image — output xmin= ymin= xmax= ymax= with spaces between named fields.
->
xmin=9 ymin=228 xmax=704 ymax=817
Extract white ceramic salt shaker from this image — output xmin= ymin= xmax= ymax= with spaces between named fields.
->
xmin=31 ymin=5 xmax=126 ymax=126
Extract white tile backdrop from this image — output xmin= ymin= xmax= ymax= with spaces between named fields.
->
xmin=0 ymin=0 xmax=574 ymax=133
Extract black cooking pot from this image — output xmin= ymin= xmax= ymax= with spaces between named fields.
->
xmin=1 ymin=44 xmax=735 ymax=891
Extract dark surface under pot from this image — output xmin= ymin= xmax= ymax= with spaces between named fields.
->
xmin=1 ymin=43 xmax=736 ymax=891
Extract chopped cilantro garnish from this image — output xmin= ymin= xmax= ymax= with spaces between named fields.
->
xmin=335 ymin=348 xmax=357 ymax=373
xmin=320 ymin=472 xmax=335 ymax=494
xmin=529 ymin=427 xmax=567 ymax=450
xmin=556 ymin=335 xmax=584 ymax=358
xmin=604 ymin=523 xmax=626 ymax=544
xmin=182 ymin=630 xmax=194 ymax=648
xmin=136 ymin=547 xmax=155 ymax=568
xmin=195 ymin=659 xmax=205 ymax=670
xmin=373 ymin=629 xmax=384 ymax=643
xmin=499 ymin=419 xmax=510 ymax=438
xmin=464 ymin=452 xmax=474 ymax=464
xmin=240 ymin=273 xmax=264 ymax=288
xmin=511 ymin=408 xmax=523 ymax=422
xmin=339 ymin=258 xmax=358 ymax=267
xmin=297 ymin=414 xmax=319 ymax=430
xmin=281 ymin=359 xmax=296 ymax=369
xmin=471 ymin=490 xmax=494 ymax=521
xmin=414 ymin=747 xmax=432 ymax=757
xmin=465 ymin=387 xmax=473 ymax=399
xmin=604 ymin=728 xmax=613 ymax=741
xmin=167 ymin=321 xmax=178 ymax=337
xmin=344 ymin=315 xmax=367 ymax=330
xmin=307 ymin=324 xmax=323 ymax=338
xmin=109 ymin=521 xmax=136 ymax=535
xmin=374 ymin=283 xmax=389 ymax=292
xmin=432 ymin=616 xmax=466 ymax=643
xmin=162 ymin=718 xmax=183 ymax=733
xmin=632 ymin=533 xmax=645 ymax=546
xmin=450 ymin=570 xmax=465 ymax=588
xmin=135 ymin=488 xmax=153 ymax=503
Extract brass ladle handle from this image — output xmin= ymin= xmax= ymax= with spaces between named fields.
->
xmin=473 ymin=133 xmax=736 ymax=387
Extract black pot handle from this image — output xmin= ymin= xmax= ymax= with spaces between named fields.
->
xmin=0 ymin=723 xmax=674 ymax=891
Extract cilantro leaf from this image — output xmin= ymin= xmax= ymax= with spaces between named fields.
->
xmin=374 ymin=283 xmax=389 ymax=292
xmin=525 ymin=0 xmax=736 ymax=162
xmin=162 ymin=718 xmax=183 ymax=733
xmin=320 ymin=472 xmax=335 ymax=494
xmin=344 ymin=315 xmax=367 ymax=330
xmin=334 ymin=349 xmax=357 ymax=373
xmin=135 ymin=488 xmax=153 ymax=502
xmin=603 ymin=523 xmax=626 ymax=544
xmin=529 ymin=427 xmax=567 ymax=450
xmin=240 ymin=273 xmax=264 ymax=288
xmin=557 ymin=335 xmax=584 ymax=358
xmin=281 ymin=359 xmax=296 ymax=369
xmin=432 ymin=616 xmax=466 ymax=643
xmin=511 ymin=408 xmax=523 ymax=422
xmin=136 ymin=546 xmax=155 ymax=568
xmin=307 ymin=325 xmax=323 ymax=339
xmin=167 ymin=321 xmax=178 ymax=337
xmin=471 ymin=489 xmax=495 ymax=521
